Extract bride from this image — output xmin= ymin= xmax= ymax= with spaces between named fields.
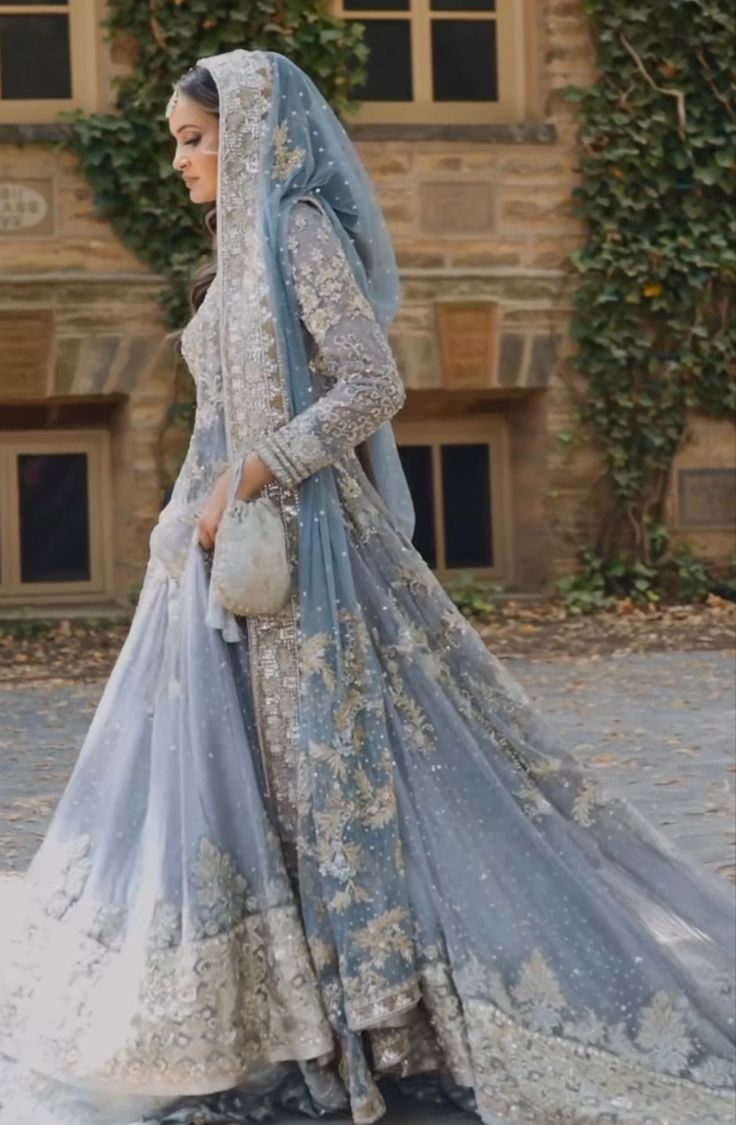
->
xmin=0 ymin=48 xmax=734 ymax=1125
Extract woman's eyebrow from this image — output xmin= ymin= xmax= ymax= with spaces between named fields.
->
xmin=175 ymin=124 xmax=200 ymax=134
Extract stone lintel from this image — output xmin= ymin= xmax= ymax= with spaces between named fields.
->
xmin=1 ymin=122 xmax=558 ymax=146
xmin=348 ymin=122 xmax=558 ymax=145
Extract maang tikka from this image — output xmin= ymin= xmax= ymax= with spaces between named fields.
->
xmin=165 ymin=85 xmax=180 ymax=119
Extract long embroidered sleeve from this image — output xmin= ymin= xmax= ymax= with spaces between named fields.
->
xmin=253 ymin=201 xmax=406 ymax=488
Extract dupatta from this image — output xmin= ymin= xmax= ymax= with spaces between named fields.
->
xmin=198 ymin=48 xmax=422 ymax=1113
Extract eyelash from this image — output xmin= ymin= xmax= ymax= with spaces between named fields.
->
xmin=183 ymin=137 xmax=200 ymax=146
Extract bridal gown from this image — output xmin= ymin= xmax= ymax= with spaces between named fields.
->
xmin=0 ymin=200 xmax=734 ymax=1125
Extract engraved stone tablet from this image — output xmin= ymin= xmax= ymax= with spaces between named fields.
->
xmin=421 ymin=182 xmax=495 ymax=235
xmin=676 ymin=468 xmax=736 ymax=529
xmin=0 ymin=179 xmax=54 ymax=237
xmin=436 ymin=302 xmax=499 ymax=390
xmin=0 ymin=312 xmax=54 ymax=398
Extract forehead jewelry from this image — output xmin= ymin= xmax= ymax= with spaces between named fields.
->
xmin=165 ymin=85 xmax=180 ymax=119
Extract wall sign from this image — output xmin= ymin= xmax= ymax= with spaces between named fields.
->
xmin=676 ymin=468 xmax=736 ymax=529
xmin=420 ymin=182 xmax=495 ymax=235
xmin=0 ymin=312 xmax=54 ymax=398
xmin=435 ymin=302 xmax=499 ymax=390
xmin=0 ymin=180 xmax=55 ymax=237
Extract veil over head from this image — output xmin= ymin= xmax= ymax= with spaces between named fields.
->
xmin=186 ymin=55 xmax=427 ymax=1113
xmin=195 ymin=47 xmax=415 ymax=539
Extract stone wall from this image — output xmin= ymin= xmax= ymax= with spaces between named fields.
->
xmin=353 ymin=0 xmax=604 ymax=587
xmin=0 ymin=127 xmax=177 ymax=602
xmin=1 ymin=0 xmax=732 ymax=606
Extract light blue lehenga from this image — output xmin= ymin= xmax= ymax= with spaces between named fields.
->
xmin=0 ymin=49 xmax=734 ymax=1125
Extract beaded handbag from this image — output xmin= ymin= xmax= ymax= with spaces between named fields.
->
xmin=210 ymin=453 xmax=292 ymax=616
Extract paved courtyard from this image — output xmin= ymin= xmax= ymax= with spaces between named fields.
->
xmin=1 ymin=649 xmax=734 ymax=878
xmin=0 ymin=648 xmax=734 ymax=1124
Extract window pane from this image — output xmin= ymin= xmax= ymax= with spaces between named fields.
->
xmin=344 ymin=0 xmax=409 ymax=9
xmin=0 ymin=15 xmax=71 ymax=99
xmin=18 ymin=453 xmax=91 ymax=583
xmin=398 ymin=445 xmax=437 ymax=568
xmin=431 ymin=0 xmax=495 ymax=8
xmin=432 ymin=19 xmax=497 ymax=101
xmin=441 ymin=443 xmax=493 ymax=568
xmin=350 ymin=19 xmax=413 ymax=101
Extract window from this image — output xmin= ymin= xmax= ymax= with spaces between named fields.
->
xmin=0 ymin=430 xmax=113 ymax=602
xmin=395 ymin=415 xmax=511 ymax=577
xmin=333 ymin=0 xmax=525 ymax=124
xmin=0 ymin=0 xmax=96 ymax=124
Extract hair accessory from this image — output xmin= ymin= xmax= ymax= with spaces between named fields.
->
xmin=165 ymin=85 xmax=180 ymax=119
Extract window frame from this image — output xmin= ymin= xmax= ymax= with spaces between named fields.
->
xmin=0 ymin=0 xmax=97 ymax=124
xmin=394 ymin=414 xmax=512 ymax=579
xmin=333 ymin=0 xmax=526 ymax=124
xmin=0 ymin=428 xmax=114 ymax=602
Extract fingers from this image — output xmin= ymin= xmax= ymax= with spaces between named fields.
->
xmin=198 ymin=518 xmax=216 ymax=551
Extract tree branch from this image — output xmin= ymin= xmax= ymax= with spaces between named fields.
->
xmin=621 ymin=35 xmax=687 ymax=140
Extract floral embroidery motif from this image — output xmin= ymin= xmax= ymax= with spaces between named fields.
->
xmin=353 ymin=908 xmax=414 ymax=968
xmin=446 ymin=944 xmax=736 ymax=1121
xmin=254 ymin=201 xmax=406 ymax=489
xmin=635 ymin=991 xmax=697 ymax=1074
xmin=514 ymin=782 xmax=555 ymax=821
xmin=189 ymin=836 xmax=250 ymax=936
xmin=510 ymin=948 xmax=568 ymax=1033
xmin=29 ymin=832 xmax=92 ymax=920
xmin=571 ymin=776 xmax=611 ymax=826
xmin=271 ymin=120 xmax=305 ymax=181
xmin=2 ymin=835 xmax=333 ymax=1093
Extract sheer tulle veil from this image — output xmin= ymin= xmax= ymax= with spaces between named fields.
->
xmin=199 ymin=47 xmax=416 ymax=540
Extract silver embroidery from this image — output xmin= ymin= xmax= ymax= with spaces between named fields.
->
xmin=271 ymin=120 xmax=305 ymax=181
xmin=254 ymin=200 xmax=406 ymax=489
xmin=197 ymin=49 xmax=304 ymax=841
xmin=2 ymin=839 xmax=333 ymax=1094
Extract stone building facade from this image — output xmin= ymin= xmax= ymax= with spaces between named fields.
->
xmin=0 ymin=0 xmax=733 ymax=608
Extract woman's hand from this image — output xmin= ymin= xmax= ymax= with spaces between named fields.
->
xmin=198 ymin=465 xmax=232 ymax=550
xmin=234 ymin=452 xmax=275 ymax=502
xmin=197 ymin=454 xmax=276 ymax=550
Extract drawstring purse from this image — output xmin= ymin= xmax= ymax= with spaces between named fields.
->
xmin=210 ymin=453 xmax=292 ymax=617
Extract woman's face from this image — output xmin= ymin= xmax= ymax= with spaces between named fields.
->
xmin=169 ymin=91 xmax=219 ymax=204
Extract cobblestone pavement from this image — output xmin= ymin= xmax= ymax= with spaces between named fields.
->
xmin=0 ymin=649 xmax=734 ymax=1124
xmin=0 ymin=648 xmax=733 ymax=873
xmin=1 ymin=650 xmax=734 ymax=878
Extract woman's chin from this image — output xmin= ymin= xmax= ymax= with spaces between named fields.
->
xmin=190 ymin=184 xmax=215 ymax=204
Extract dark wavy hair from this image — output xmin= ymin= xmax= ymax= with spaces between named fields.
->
xmin=172 ymin=65 xmax=220 ymax=314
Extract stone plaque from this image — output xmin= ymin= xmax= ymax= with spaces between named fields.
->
xmin=0 ymin=179 xmax=55 ymax=237
xmin=0 ymin=312 xmax=54 ymax=398
xmin=420 ymin=182 xmax=495 ymax=235
xmin=676 ymin=468 xmax=736 ymax=529
xmin=436 ymin=302 xmax=499 ymax=390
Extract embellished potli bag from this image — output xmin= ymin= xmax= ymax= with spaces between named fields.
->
xmin=210 ymin=453 xmax=292 ymax=616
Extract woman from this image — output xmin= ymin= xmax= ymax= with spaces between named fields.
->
xmin=0 ymin=48 xmax=734 ymax=1125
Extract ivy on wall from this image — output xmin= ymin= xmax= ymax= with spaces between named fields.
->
xmin=56 ymin=0 xmax=366 ymax=329
xmin=566 ymin=0 xmax=735 ymax=562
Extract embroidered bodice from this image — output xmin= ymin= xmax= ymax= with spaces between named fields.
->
xmin=165 ymin=272 xmax=229 ymax=521
xmin=163 ymin=199 xmax=405 ymax=526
